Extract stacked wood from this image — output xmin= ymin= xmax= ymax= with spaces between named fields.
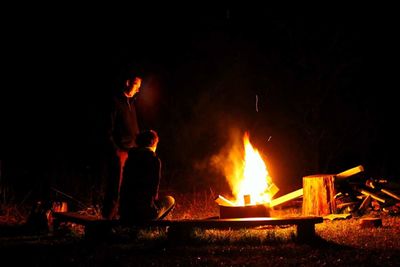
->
xmin=333 ymin=165 xmax=400 ymax=216
xmin=302 ymin=174 xmax=336 ymax=216
xmin=358 ymin=189 xmax=386 ymax=203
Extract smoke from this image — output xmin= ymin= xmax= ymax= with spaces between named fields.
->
xmin=195 ymin=127 xmax=245 ymax=195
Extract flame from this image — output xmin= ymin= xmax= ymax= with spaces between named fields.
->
xmin=231 ymin=132 xmax=272 ymax=206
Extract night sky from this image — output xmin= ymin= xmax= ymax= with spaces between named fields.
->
xmin=1 ymin=6 xmax=399 ymax=202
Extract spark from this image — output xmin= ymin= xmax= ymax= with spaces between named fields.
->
xmin=255 ymin=94 xmax=259 ymax=112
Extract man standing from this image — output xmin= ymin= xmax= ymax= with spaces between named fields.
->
xmin=102 ymin=71 xmax=142 ymax=220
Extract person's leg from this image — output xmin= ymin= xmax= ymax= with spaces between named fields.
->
xmin=118 ymin=151 xmax=129 ymax=195
xmin=102 ymin=153 xmax=121 ymax=219
xmin=155 ymin=195 xmax=175 ymax=220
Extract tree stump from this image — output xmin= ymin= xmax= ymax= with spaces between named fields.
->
xmin=302 ymin=174 xmax=336 ymax=216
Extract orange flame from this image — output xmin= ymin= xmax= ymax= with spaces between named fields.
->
xmin=230 ymin=132 xmax=272 ymax=206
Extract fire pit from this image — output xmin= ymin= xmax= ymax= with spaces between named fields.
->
xmin=214 ymin=132 xmax=278 ymax=219
xmin=216 ymin=194 xmax=272 ymax=218
xmin=219 ymin=204 xmax=270 ymax=219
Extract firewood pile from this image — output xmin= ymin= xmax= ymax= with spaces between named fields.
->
xmin=301 ymin=165 xmax=400 ymax=219
xmin=333 ymin=169 xmax=400 ymax=217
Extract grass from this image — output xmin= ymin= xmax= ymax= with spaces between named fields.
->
xmin=1 ymin=189 xmax=400 ymax=266
xmin=163 ymin=189 xmax=221 ymax=220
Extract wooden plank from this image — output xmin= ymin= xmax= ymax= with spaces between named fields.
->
xmin=358 ymin=195 xmax=372 ymax=214
xmin=148 ymin=216 xmax=323 ymax=229
xmin=381 ymin=189 xmax=400 ymax=201
xmin=153 ymin=216 xmax=323 ymax=243
xmin=270 ymin=188 xmax=303 ymax=207
xmin=52 ymin=212 xmax=323 ymax=242
xmin=359 ymin=189 xmax=386 ymax=203
xmin=335 ymin=165 xmax=364 ymax=179
xmin=53 ymin=212 xmax=323 ymax=230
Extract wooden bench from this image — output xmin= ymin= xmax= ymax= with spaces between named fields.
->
xmin=52 ymin=212 xmax=120 ymax=238
xmin=52 ymin=212 xmax=323 ymax=242
xmin=149 ymin=217 xmax=323 ymax=242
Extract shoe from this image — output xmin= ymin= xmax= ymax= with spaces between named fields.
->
xmin=156 ymin=195 xmax=175 ymax=220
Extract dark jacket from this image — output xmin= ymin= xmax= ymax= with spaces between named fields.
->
xmin=107 ymin=93 xmax=140 ymax=152
xmin=119 ymin=147 xmax=161 ymax=222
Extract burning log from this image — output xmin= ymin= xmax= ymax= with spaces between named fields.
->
xmin=215 ymin=195 xmax=235 ymax=207
xmin=243 ymin=194 xmax=251 ymax=205
xmin=268 ymin=183 xmax=280 ymax=199
xmin=302 ymin=174 xmax=336 ymax=216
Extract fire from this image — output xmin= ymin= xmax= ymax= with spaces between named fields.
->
xmin=230 ymin=132 xmax=272 ymax=206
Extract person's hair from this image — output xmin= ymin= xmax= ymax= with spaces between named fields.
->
xmin=136 ymin=130 xmax=159 ymax=148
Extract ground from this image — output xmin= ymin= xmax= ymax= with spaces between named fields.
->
xmin=1 ymin=214 xmax=399 ymax=266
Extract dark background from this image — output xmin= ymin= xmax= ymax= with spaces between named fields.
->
xmin=1 ymin=5 xmax=399 ymax=204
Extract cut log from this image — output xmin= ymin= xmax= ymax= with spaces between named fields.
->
xmin=358 ymin=189 xmax=386 ymax=203
xmin=268 ymin=183 xmax=280 ymax=198
xmin=335 ymin=165 xmax=364 ymax=180
xmin=270 ymin=188 xmax=303 ymax=208
xmin=359 ymin=217 xmax=382 ymax=228
xmin=358 ymin=195 xmax=372 ymax=214
xmin=302 ymin=174 xmax=336 ymax=216
xmin=381 ymin=189 xmax=400 ymax=201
